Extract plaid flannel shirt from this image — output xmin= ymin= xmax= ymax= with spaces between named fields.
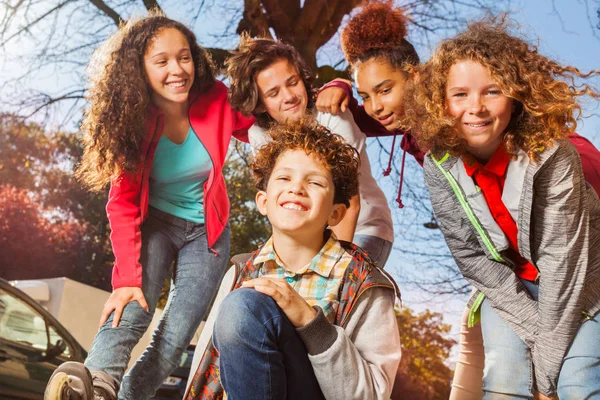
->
xmin=253 ymin=232 xmax=353 ymax=322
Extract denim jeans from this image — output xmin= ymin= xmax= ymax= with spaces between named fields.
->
xmin=481 ymin=279 xmax=600 ymax=399
xmin=353 ymin=234 xmax=393 ymax=268
xmin=213 ymin=288 xmax=325 ymax=400
xmin=85 ymin=207 xmax=230 ymax=400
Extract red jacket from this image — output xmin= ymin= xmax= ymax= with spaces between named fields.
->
xmin=106 ymin=81 xmax=254 ymax=289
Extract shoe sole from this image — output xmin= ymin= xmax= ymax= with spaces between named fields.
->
xmin=45 ymin=362 xmax=93 ymax=400
xmin=44 ymin=371 xmax=71 ymax=400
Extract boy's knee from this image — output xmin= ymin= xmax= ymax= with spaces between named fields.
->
xmin=220 ymin=288 xmax=273 ymax=314
xmin=213 ymin=288 xmax=276 ymax=344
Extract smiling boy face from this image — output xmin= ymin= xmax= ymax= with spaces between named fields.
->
xmin=255 ymin=149 xmax=345 ymax=239
xmin=255 ymin=58 xmax=309 ymax=123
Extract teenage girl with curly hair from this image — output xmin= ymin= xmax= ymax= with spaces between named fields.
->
xmin=404 ymin=16 xmax=600 ymax=400
xmin=45 ymin=13 xmax=253 ymax=400
xmin=315 ymin=0 xmax=424 ymax=209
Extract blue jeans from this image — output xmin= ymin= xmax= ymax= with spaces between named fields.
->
xmin=85 ymin=207 xmax=230 ymax=400
xmin=353 ymin=234 xmax=393 ymax=268
xmin=481 ymin=280 xmax=600 ymax=399
xmin=213 ymin=288 xmax=325 ymax=400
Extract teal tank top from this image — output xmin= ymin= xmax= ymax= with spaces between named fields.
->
xmin=149 ymin=127 xmax=213 ymax=224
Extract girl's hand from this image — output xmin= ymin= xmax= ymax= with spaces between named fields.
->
xmin=316 ymin=79 xmax=351 ymax=115
xmin=242 ymin=278 xmax=317 ymax=327
xmin=99 ymin=287 xmax=149 ymax=328
xmin=534 ymin=392 xmax=558 ymax=400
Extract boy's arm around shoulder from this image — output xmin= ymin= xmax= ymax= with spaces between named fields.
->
xmin=296 ymin=287 xmax=400 ymax=400
xmin=317 ymin=109 xmax=366 ymax=154
xmin=247 ymin=123 xmax=272 ymax=154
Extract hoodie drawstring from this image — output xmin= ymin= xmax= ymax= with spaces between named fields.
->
xmin=396 ymin=147 xmax=406 ymax=209
xmin=383 ymin=132 xmax=406 ymax=208
xmin=383 ymin=133 xmax=397 ymax=176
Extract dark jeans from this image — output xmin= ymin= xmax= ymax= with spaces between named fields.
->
xmin=85 ymin=207 xmax=230 ymax=399
xmin=213 ymin=288 xmax=325 ymax=400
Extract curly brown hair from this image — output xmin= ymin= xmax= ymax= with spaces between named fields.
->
xmin=403 ymin=15 xmax=600 ymax=159
xmin=76 ymin=12 xmax=216 ymax=192
xmin=226 ymin=33 xmax=315 ymax=129
xmin=341 ymin=0 xmax=419 ymax=72
xmin=251 ymin=118 xmax=360 ymax=207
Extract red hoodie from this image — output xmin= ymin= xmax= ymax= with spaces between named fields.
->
xmin=106 ymin=81 xmax=254 ymax=289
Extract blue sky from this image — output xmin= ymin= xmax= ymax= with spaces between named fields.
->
xmin=503 ymin=0 xmax=599 ymax=144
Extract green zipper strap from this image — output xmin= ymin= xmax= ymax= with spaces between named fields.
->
xmin=431 ymin=154 xmax=508 ymax=329
xmin=431 ymin=154 xmax=505 ymax=263
xmin=468 ymin=292 xmax=486 ymax=328
xmin=437 ymin=153 xmax=450 ymax=164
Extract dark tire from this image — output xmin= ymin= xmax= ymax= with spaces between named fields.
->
xmin=44 ymin=362 xmax=93 ymax=400
xmin=44 ymin=372 xmax=70 ymax=400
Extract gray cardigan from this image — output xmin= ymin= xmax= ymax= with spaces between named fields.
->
xmin=423 ymin=140 xmax=600 ymax=396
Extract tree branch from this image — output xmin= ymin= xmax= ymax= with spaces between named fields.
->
xmin=313 ymin=0 xmax=359 ymax=47
xmin=0 ymin=0 xmax=73 ymax=47
xmin=141 ymin=0 xmax=162 ymax=13
xmin=237 ymin=0 xmax=272 ymax=38
xmin=87 ymin=0 xmax=123 ymax=26
xmin=262 ymin=0 xmax=293 ymax=37
xmin=206 ymin=47 xmax=230 ymax=70
xmin=294 ymin=0 xmax=325 ymax=37
xmin=24 ymin=89 xmax=87 ymax=118
xmin=278 ymin=0 xmax=300 ymax=22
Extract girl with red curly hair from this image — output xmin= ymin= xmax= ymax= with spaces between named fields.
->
xmin=405 ymin=16 xmax=600 ymax=400
xmin=316 ymin=0 xmax=424 ymax=208
xmin=45 ymin=13 xmax=253 ymax=400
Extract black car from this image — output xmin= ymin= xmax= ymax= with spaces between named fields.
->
xmin=151 ymin=344 xmax=196 ymax=400
xmin=0 ymin=278 xmax=87 ymax=399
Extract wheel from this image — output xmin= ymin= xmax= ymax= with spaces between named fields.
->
xmin=44 ymin=371 xmax=71 ymax=400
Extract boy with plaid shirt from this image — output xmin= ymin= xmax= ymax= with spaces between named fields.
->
xmin=186 ymin=119 xmax=401 ymax=400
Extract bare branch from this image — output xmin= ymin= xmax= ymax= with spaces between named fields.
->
xmin=87 ymin=0 xmax=123 ymax=26
xmin=23 ymin=89 xmax=86 ymax=118
xmin=293 ymin=0 xmax=325 ymax=37
xmin=310 ymin=0 xmax=360 ymax=49
xmin=262 ymin=0 xmax=293 ymax=36
xmin=206 ymin=47 xmax=230 ymax=70
xmin=141 ymin=0 xmax=163 ymax=13
xmin=0 ymin=0 xmax=73 ymax=47
xmin=237 ymin=0 xmax=272 ymax=38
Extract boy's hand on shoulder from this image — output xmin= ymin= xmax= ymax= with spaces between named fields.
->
xmin=242 ymin=278 xmax=317 ymax=327
xmin=315 ymin=83 xmax=349 ymax=115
